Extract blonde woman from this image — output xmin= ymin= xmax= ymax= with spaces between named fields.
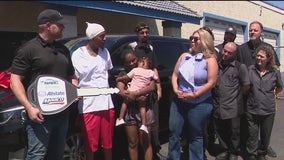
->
xmin=167 ymin=28 xmax=218 ymax=160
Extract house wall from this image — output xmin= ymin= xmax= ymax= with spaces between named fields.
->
xmin=177 ymin=1 xmax=284 ymax=71
xmin=0 ymin=2 xmax=45 ymax=32
xmin=0 ymin=1 xmax=283 ymax=70
xmin=177 ymin=1 xmax=282 ymax=38
xmin=76 ymin=8 xmax=161 ymax=36
xmin=0 ymin=2 xmax=161 ymax=37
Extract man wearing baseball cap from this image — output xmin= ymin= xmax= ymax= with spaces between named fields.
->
xmin=10 ymin=9 xmax=75 ymax=160
xmin=37 ymin=9 xmax=68 ymax=25
xmin=215 ymin=26 xmax=237 ymax=61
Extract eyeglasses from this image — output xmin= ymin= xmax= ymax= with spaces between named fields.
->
xmin=189 ymin=36 xmax=200 ymax=42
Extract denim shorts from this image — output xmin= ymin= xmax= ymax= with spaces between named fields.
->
xmin=124 ymin=101 xmax=155 ymax=127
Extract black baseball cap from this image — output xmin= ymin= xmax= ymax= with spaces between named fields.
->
xmin=225 ymin=26 xmax=237 ymax=35
xmin=37 ymin=9 xmax=67 ymax=25
xmin=135 ymin=22 xmax=150 ymax=32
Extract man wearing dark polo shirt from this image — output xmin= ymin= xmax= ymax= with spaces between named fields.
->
xmin=237 ymin=21 xmax=280 ymax=158
xmin=237 ymin=21 xmax=280 ymax=67
xmin=212 ymin=42 xmax=250 ymax=160
xmin=10 ymin=9 xmax=75 ymax=160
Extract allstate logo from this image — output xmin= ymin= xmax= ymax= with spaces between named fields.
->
xmin=47 ymin=91 xmax=65 ymax=96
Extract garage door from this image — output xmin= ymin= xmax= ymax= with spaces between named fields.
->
xmin=262 ymin=31 xmax=277 ymax=49
xmin=262 ymin=31 xmax=280 ymax=63
xmin=205 ymin=18 xmax=244 ymax=45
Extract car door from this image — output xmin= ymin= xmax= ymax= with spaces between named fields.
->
xmin=150 ymin=38 xmax=189 ymax=141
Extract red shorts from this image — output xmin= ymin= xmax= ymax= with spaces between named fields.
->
xmin=80 ymin=109 xmax=115 ymax=152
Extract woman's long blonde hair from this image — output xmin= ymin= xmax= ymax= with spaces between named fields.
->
xmin=192 ymin=28 xmax=215 ymax=58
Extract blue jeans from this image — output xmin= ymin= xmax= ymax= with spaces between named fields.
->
xmin=167 ymin=97 xmax=212 ymax=160
xmin=25 ymin=113 xmax=69 ymax=160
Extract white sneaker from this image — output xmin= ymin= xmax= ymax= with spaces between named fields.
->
xmin=115 ymin=118 xmax=125 ymax=126
xmin=139 ymin=124 xmax=149 ymax=134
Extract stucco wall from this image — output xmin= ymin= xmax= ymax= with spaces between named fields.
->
xmin=0 ymin=1 xmax=283 ymax=70
xmin=0 ymin=2 xmax=45 ymax=32
xmin=177 ymin=1 xmax=284 ymax=71
xmin=76 ymin=8 xmax=161 ymax=36
xmin=177 ymin=1 xmax=283 ymax=37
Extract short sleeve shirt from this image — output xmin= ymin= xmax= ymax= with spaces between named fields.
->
xmin=71 ymin=46 xmax=114 ymax=113
xmin=129 ymin=41 xmax=158 ymax=69
xmin=212 ymin=60 xmax=250 ymax=119
xmin=247 ymin=65 xmax=283 ymax=115
xmin=10 ymin=36 xmax=75 ymax=88
xmin=127 ymin=67 xmax=158 ymax=91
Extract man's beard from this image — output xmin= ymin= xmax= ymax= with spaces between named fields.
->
xmin=141 ymin=37 xmax=148 ymax=43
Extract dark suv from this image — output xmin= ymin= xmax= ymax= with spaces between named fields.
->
xmin=0 ymin=34 xmax=189 ymax=159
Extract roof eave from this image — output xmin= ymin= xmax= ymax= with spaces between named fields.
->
xmin=37 ymin=1 xmax=202 ymax=24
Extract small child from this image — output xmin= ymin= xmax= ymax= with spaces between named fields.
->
xmin=115 ymin=57 xmax=158 ymax=133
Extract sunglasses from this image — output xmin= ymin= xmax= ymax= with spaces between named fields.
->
xmin=189 ymin=36 xmax=200 ymax=42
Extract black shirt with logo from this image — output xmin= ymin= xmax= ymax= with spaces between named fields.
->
xmin=11 ymin=35 xmax=75 ymax=89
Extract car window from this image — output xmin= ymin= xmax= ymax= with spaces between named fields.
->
xmin=151 ymin=41 xmax=188 ymax=71
xmin=62 ymin=36 xmax=189 ymax=73
xmin=65 ymin=37 xmax=118 ymax=56
xmin=110 ymin=42 xmax=132 ymax=67
xmin=68 ymin=40 xmax=88 ymax=55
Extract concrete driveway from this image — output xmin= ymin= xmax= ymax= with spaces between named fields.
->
xmin=159 ymin=73 xmax=284 ymax=160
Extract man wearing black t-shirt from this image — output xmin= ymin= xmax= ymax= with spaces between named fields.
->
xmin=10 ymin=9 xmax=76 ymax=160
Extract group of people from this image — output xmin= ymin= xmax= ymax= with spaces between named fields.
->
xmin=9 ymin=9 xmax=161 ymax=160
xmin=167 ymin=21 xmax=282 ymax=160
xmin=7 ymin=8 xmax=282 ymax=160
xmin=212 ymin=21 xmax=282 ymax=160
